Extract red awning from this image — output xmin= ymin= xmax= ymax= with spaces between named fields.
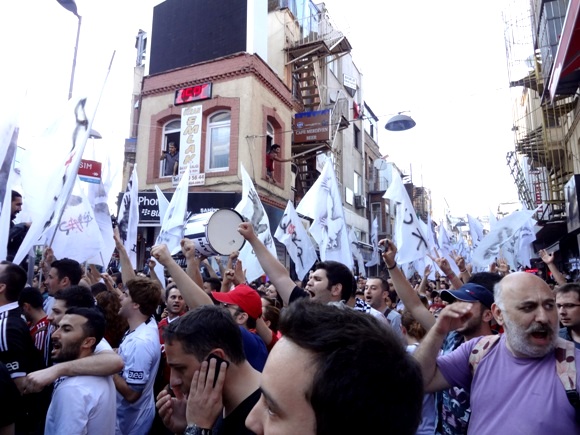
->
xmin=546 ymin=0 xmax=580 ymax=102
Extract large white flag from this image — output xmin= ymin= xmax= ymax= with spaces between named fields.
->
xmin=296 ymin=158 xmax=353 ymax=269
xmin=235 ymin=164 xmax=276 ymax=282
xmin=467 ymin=214 xmax=484 ymax=249
xmin=14 ymin=98 xmax=94 ymax=264
xmin=348 ymin=226 xmax=366 ymax=275
xmin=365 ymin=217 xmax=380 ymax=267
xmin=274 ymin=201 xmax=317 ymax=280
xmin=156 ymin=164 xmax=190 ymax=254
xmin=0 ymin=124 xmax=18 ymax=261
xmin=117 ymin=164 xmax=139 ymax=269
xmin=517 ymin=217 xmax=536 ymax=268
xmin=382 ymin=170 xmax=429 ymax=265
xmin=155 ymin=185 xmax=170 ymax=224
xmin=50 ymin=180 xmax=102 ymax=264
xmin=471 ymin=209 xmax=536 ymax=267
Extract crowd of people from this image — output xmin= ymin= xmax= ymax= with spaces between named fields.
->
xmin=2 ymin=192 xmax=580 ymax=434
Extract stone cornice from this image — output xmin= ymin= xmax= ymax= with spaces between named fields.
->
xmin=142 ymin=52 xmax=295 ymax=109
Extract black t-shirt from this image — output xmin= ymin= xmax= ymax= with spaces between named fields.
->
xmin=289 ymin=286 xmax=309 ymax=304
xmin=214 ymin=388 xmax=261 ymax=435
xmin=0 ymin=362 xmax=21 ymax=428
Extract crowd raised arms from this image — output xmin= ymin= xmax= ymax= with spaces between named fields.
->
xmin=2 ymin=214 xmax=580 ymax=434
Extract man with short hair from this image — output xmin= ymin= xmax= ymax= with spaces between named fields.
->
xmin=114 ymin=277 xmax=162 ymax=435
xmin=156 ymin=304 xmax=262 ymax=435
xmin=0 ymin=261 xmax=48 ymax=434
xmin=556 ymin=283 xmax=580 ymax=349
xmin=364 ymin=277 xmax=403 ymax=338
xmin=414 ymin=272 xmax=580 ymax=433
xmin=44 ymin=307 xmax=116 ymax=434
xmin=18 ymin=286 xmax=50 ymax=354
xmin=160 ymin=142 xmax=179 ymax=176
xmin=43 ymin=257 xmax=83 ymax=316
xmin=8 ymin=190 xmax=30 ymax=263
xmin=246 ymin=299 xmax=424 ymax=434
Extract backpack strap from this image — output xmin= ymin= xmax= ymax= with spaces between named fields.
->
xmin=469 ymin=335 xmax=501 ymax=375
xmin=555 ymin=337 xmax=580 ymax=410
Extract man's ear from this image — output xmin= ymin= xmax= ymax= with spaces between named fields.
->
xmin=482 ymin=308 xmax=494 ymax=323
xmin=491 ymin=303 xmax=504 ymax=325
xmin=81 ymin=336 xmax=96 ymax=351
xmin=330 ymin=283 xmax=343 ymax=298
xmin=235 ymin=311 xmax=248 ymax=326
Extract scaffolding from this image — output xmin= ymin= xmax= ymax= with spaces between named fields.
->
xmin=503 ymin=0 xmax=578 ymax=221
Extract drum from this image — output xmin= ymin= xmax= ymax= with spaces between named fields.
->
xmin=184 ymin=209 xmax=246 ymax=256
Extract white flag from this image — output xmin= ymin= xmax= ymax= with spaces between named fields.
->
xmin=155 ymin=185 xmax=170 ymax=224
xmin=471 ymin=209 xmax=536 ymax=267
xmin=156 ymin=164 xmax=190 ymax=255
xmin=365 ymin=217 xmax=379 ymax=267
xmin=296 ymin=158 xmax=353 ymax=269
xmin=14 ymin=97 xmax=94 ymax=264
xmin=50 ymin=180 xmax=102 ymax=264
xmin=382 ymin=170 xmax=428 ymax=265
xmin=467 ymin=214 xmax=484 ymax=249
xmin=117 ymin=164 xmax=139 ymax=269
xmin=235 ymin=164 xmax=276 ymax=282
xmin=348 ymin=226 xmax=366 ymax=275
xmin=517 ymin=218 xmax=536 ymax=268
xmin=274 ymin=201 xmax=317 ymax=280
xmin=0 ymin=124 xmax=18 ymax=261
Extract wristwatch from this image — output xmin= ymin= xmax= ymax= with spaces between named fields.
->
xmin=184 ymin=424 xmax=212 ymax=435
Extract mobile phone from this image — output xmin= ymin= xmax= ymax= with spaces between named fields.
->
xmin=165 ymin=384 xmax=175 ymax=397
xmin=205 ymin=353 xmax=229 ymax=388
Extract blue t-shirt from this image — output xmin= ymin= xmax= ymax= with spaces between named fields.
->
xmin=239 ymin=327 xmax=267 ymax=372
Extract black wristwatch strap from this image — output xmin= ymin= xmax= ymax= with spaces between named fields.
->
xmin=184 ymin=424 xmax=212 ymax=435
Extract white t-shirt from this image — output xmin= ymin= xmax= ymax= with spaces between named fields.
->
xmin=116 ymin=319 xmax=161 ymax=435
xmin=45 ymin=375 xmax=116 ymax=435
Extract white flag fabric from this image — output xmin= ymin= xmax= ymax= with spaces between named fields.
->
xmin=274 ymin=201 xmax=317 ymax=280
xmin=348 ymin=226 xmax=366 ymax=275
xmin=382 ymin=170 xmax=429 ymax=265
xmin=489 ymin=209 xmax=498 ymax=231
xmin=471 ymin=209 xmax=536 ymax=267
xmin=467 ymin=214 xmax=484 ymax=249
xmin=427 ymin=213 xmax=439 ymax=249
xmin=0 ymin=124 xmax=18 ymax=261
xmin=156 ymin=164 xmax=190 ymax=255
xmin=365 ymin=217 xmax=380 ymax=267
xmin=155 ymin=185 xmax=170 ymax=224
xmin=235 ymin=164 xmax=276 ymax=282
xmin=50 ymin=180 xmax=102 ymax=264
xmin=14 ymin=97 xmax=94 ymax=265
xmin=117 ymin=164 xmax=139 ymax=269
xmin=517 ymin=218 xmax=536 ymax=268
xmin=296 ymin=158 xmax=353 ymax=269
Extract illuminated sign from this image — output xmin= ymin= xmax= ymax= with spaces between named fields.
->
xmin=174 ymin=83 xmax=212 ymax=106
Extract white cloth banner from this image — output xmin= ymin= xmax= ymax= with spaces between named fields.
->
xmin=0 ymin=125 xmax=18 ymax=261
xmin=467 ymin=214 xmax=484 ymax=249
xmin=517 ymin=218 xmax=536 ymax=268
xmin=296 ymin=158 xmax=353 ymax=269
xmin=50 ymin=180 xmax=103 ymax=264
xmin=117 ymin=164 xmax=139 ymax=269
xmin=155 ymin=185 xmax=170 ymax=224
xmin=365 ymin=217 xmax=380 ymax=267
xmin=235 ymin=164 xmax=277 ymax=282
xmin=15 ymin=97 xmax=94 ymax=265
xmin=471 ymin=209 xmax=536 ymax=267
xmin=274 ymin=201 xmax=317 ymax=280
xmin=156 ymin=164 xmax=190 ymax=255
xmin=382 ymin=170 xmax=429 ymax=265
xmin=348 ymin=226 xmax=366 ymax=275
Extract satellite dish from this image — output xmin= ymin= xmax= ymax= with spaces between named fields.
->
xmin=373 ymin=159 xmax=388 ymax=171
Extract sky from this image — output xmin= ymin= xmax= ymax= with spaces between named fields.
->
xmin=1 ymin=0 xmax=520 ymax=221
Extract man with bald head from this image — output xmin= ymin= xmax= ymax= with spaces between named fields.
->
xmin=414 ymin=272 xmax=580 ymax=433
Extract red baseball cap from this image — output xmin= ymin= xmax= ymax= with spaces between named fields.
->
xmin=212 ymin=284 xmax=262 ymax=320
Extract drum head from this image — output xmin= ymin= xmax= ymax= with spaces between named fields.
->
xmin=206 ymin=209 xmax=246 ymax=255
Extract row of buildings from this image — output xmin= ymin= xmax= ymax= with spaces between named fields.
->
xmin=120 ymin=0 xmax=432 ymax=275
xmin=503 ymin=0 xmax=580 ymax=274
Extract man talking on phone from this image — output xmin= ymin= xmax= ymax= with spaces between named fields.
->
xmin=156 ymin=305 xmax=261 ymax=435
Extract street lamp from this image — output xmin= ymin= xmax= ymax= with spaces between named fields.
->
xmin=56 ymin=0 xmax=82 ymax=100
xmin=385 ymin=112 xmax=416 ymax=132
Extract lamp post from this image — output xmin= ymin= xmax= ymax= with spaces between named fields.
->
xmin=56 ymin=0 xmax=82 ymax=100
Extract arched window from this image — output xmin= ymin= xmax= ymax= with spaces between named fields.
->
xmin=160 ymin=119 xmax=181 ymax=177
xmin=205 ymin=111 xmax=231 ymax=172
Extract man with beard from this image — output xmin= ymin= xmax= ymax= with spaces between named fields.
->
xmin=7 ymin=191 xmax=30 ymax=262
xmin=414 ymin=272 xmax=580 ymax=433
xmin=44 ymin=307 xmax=116 ymax=434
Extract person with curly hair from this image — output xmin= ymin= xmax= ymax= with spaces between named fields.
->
xmin=95 ymin=291 xmax=128 ymax=349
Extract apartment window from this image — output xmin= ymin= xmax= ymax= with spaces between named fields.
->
xmin=205 ymin=111 xmax=230 ymax=172
xmin=266 ymin=121 xmax=274 ymax=150
xmin=354 ymin=124 xmax=361 ymax=150
xmin=354 ymin=171 xmax=362 ymax=195
xmin=160 ymin=119 xmax=181 ymax=177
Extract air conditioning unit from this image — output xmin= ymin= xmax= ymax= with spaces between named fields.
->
xmin=354 ymin=195 xmax=367 ymax=209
